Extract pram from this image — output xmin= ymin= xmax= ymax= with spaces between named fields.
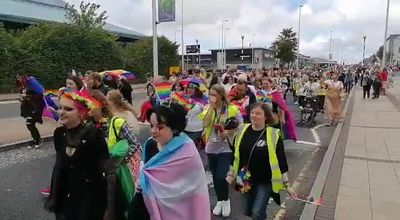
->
xmin=297 ymin=89 xmax=318 ymax=127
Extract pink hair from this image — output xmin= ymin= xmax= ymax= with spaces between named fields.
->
xmin=60 ymin=94 xmax=89 ymax=119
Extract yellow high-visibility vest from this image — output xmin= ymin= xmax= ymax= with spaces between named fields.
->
xmin=198 ymin=104 xmax=239 ymax=143
xmin=107 ymin=116 xmax=125 ymax=150
xmin=232 ymin=123 xmax=284 ymax=193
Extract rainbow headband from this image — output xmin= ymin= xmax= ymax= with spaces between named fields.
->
xmin=59 ymin=88 xmax=101 ymax=110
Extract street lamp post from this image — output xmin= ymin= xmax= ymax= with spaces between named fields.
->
xmin=362 ymin=35 xmax=367 ymax=65
xmin=296 ymin=5 xmax=303 ymax=70
xmin=241 ymin=35 xmax=245 ymax=65
xmin=196 ymin=39 xmax=199 ymax=68
xmin=382 ymin=0 xmax=390 ymax=66
xmin=221 ymin=19 xmax=229 ymax=70
xmin=251 ymin=34 xmax=255 ymax=70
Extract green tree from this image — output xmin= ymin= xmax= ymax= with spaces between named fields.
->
xmin=123 ymin=36 xmax=179 ymax=76
xmin=272 ymin=28 xmax=297 ymax=66
xmin=12 ymin=22 xmax=124 ymax=88
xmin=376 ymin=45 xmax=383 ymax=60
xmin=0 ymin=24 xmax=14 ymax=92
xmin=65 ymin=1 xmax=108 ymax=29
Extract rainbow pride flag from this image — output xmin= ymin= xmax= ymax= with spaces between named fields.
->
xmin=44 ymin=90 xmax=59 ymax=97
xmin=154 ymin=82 xmax=173 ymax=102
xmin=171 ymin=92 xmax=193 ymax=110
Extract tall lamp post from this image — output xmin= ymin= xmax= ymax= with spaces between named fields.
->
xmin=296 ymin=5 xmax=303 ymax=70
xmin=181 ymin=0 xmax=184 ymax=72
xmin=221 ymin=19 xmax=229 ymax=70
xmin=241 ymin=35 xmax=245 ymax=65
xmin=196 ymin=39 xmax=200 ymax=68
xmin=362 ymin=35 xmax=367 ymax=65
xmin=382 ymin=0 xmax=390 ymax=66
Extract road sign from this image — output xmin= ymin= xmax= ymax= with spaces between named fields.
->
xmin=186 ymin=45 xmax=200 ymax=54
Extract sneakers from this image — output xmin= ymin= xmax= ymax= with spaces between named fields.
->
xmin=34 ymin=145 xmax=40 ymax=149
xmin=212 ymin=201 xmax=222 ymax=216
xmin=40 ymin=187 xmax=51 ymax=196
xmin=221 ymin=199 xmax=231 ymax=217
xmin=27 ymin=145 xmax=33 ymax=149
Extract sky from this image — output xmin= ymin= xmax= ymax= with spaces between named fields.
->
xmin=65 ymin=0 xmax=400 ymax=64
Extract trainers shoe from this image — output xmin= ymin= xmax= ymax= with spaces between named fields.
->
xmin=212 ymin=201 xmax=222 ymax=216
xmin=34 ymin=145 xmax=40 ymax=149
xmin=221 ymin=199 xmax=231 ymax=217
xmin=40 ymin=187 xmax=51 ymax=196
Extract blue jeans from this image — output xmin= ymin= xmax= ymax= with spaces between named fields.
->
xmin=207 ymin=152 xmax=232 ymax=201
xmin=242 ymin=184 xmax=272 ymax=220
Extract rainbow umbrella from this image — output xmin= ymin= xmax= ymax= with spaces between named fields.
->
xmin=181 ymin=78 xmax=208 ymax=92
xmin=99 ymin=70 xmax=136 ymax=82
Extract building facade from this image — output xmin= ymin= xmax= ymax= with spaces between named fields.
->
xmin=387 ymin=34 xmax=400 ymax=65
xmin=1 ymin=0 xmax=146 ymax=43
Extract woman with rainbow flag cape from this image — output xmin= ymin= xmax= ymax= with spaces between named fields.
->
xmin=130 ymin=103 xmax=210 ymax=220
xmin=258 ymin=77 xmax=297 ymax=141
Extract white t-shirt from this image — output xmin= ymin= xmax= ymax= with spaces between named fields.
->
xmin=185 ymin=103 xmax=204 ymax=132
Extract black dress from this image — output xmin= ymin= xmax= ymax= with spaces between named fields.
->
xmin=45 ymin=123 xmax=109 ymax=220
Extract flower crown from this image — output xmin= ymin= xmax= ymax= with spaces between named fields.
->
xmin=59 ymin=87 xmax=101 ymax=110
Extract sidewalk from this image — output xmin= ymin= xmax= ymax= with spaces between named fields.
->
xmin=334 ymin=86 xmax=400 ymax=219
xmin=0 ymin=118 xmax=59 ymax=147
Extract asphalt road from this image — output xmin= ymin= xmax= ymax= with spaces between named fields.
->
xmin=0 ymin=92 xmax=338 ymax=220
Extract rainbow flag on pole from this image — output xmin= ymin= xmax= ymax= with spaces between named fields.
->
xmin=171 ymin=92 xmax=193 ymax=110
xmin=154 ymin=82 xmax=173 ymax=102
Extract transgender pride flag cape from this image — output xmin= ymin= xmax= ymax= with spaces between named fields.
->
xmin=139 ymin=133 xmax=211 ymax=220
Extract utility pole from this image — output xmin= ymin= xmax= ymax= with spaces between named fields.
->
xmin=241 ymin=35 xmax=245 ymax=65
xmin=362 ymin=35 xmax=367 ymax=65
xmin=296 ymin=5 xmax=303 ymax=70
xmin=152 ymin=0 xmax=158 ymax=76
xmin=382 ymin=0 xmax=390 ymax=66
xmin=181 ymin=0 xmax=184 ymax=72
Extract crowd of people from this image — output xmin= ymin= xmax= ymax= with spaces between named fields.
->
xmin=15 ymin=63 xmax=395 ymax=220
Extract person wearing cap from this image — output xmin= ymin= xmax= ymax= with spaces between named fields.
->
xmin=44 ymin=89 xmax=109 ymax=219
xmin=184 ymin=82 xmax=207 ymax=148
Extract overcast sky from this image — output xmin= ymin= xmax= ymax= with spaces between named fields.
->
xmin=66 ymin=0 xmax=400 ymax=64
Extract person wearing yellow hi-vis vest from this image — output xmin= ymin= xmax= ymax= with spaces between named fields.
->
xmin=198 ymin=84 xmax=243 ymax=218
xmin=225 ymin=103 xmax=297 ymax=220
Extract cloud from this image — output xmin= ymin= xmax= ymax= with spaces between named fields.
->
xmin=65 ymin=0 xmax=400 ymax=64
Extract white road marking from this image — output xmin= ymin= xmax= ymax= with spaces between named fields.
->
xmin=312 ymin=123 xmax=327 ymax=130
xmin=310 ymin=129 xmax=321 ymax=143
xmin=0 ymin=100 xmax=19 ymax=105
xmin=296 ymin=140 xmax=321 ymax=146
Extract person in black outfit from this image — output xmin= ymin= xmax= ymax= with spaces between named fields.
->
xmin=44 ymin=91 xmax=109 ymax=220
xmin=360 ymin=72 xmax=372 ymax=99
xmin=372 ymin=73 xmax=381 ymax=99
xmin=118 ymin=78 xmax=133 ymax=104
xmin=226 ymin=103 xmax=297 ymax=220
xmin=20 ymin=89 xmax=45 ymax=149
xmin=87 ymin=72 xmax=110 ymax=96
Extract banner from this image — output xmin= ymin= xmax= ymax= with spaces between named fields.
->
xmin=158 ymin=0 xmax=175 ymax=23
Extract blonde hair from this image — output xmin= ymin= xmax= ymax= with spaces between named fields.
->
xmin=210 ymin=84 xmax=230 ymax=106
xmin=107 ymin=90 xmax=131 ymax=113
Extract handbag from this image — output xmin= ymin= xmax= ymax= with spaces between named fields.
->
xmin=234 ymin=127 xmax=266 ymax=194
